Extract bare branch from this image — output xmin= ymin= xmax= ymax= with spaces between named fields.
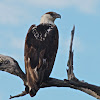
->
xmin=9 ymin=91 xmax=27 ymax=99
xmin=9 ymin=78 xmax=100 ymax=99
xmin=67 ymin=26 xmax=76 ymax=80
xmin=0 ymin=54 xmax=26 ymax=83
xmin=40 ymin=78 xmax=100 ymax=99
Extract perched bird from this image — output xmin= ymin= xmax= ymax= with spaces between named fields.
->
xmin=24 ymin=12 xmax=61 ymax=97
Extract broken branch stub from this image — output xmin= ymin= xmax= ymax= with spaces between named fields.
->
xmin=67 ymin=26 xmax=76 ymax=80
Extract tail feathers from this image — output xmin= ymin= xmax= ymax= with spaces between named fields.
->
xmin=25 ymin=85 xmax=39 ymax=97
xmin=30 ymin=88 xmax=39 ymax=97
xmin=25 ymin=85 xmax=29 ymax=93
xmin=25 ymin=49 xmax=46 ymax=97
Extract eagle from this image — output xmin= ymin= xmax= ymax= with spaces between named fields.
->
xmin=24 ymin=12 xmax=61 ymax=97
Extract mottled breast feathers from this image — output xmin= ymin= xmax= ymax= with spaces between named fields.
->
xmin=32 ymin=24 xmax=54 ymax=41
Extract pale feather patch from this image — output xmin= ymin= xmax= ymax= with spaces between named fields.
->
xmin=32 ymin=24 xmax=54 ymax=41
xmin=26 ymin=82 xmax=28 ymax=86
xmin=43 ymin=58 xmax=46 ymax=64
xmin=44 ymin=25 xmax=53 ymax=38
xmin=33 ymin=67 xmax=38 ymax=80
xmin=34 ymin=67 xmax=37 ymax=72
xmin=28 ymin=57 xmax=30 ymax=63
xmin=29 ymin=86 xmax=31 ymax=91
xmin=32 ymin=26 xmax=37 ymax=30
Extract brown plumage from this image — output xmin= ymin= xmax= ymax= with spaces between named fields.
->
xmin=24 ymin=12 xmax=61 ymax=97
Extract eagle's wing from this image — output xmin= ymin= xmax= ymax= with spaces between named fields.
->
xmin=24 ymin=24 xmax=58 ymax=96
xmin=43 ymin=25 xmax=59 ymax=80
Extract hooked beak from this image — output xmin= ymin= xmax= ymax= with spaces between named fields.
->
xmin=55 ymin=14 xmax=61 ymax=19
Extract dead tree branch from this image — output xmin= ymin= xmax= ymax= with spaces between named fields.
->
xmin=0 ymin=54 xmax=26 ymax=83
xmin=0 ymin=26 xmax=100 ymax=99
xmin=9 ymin=91 xmax=27 ymax=99
xmin=67 ymin=25 xmax=76 ymax=80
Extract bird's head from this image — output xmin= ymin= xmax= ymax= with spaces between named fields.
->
xmin=40 ymin=12 xmax=61 ymax=25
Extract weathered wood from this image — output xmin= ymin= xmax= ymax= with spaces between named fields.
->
xmin=0 ymin=54 xmax=26 ymax=83
xmin=41 ymin=78 xmax=100 ymax=99
xmin=9 ymin=91 xmax=27 ymax=99
xmin=9 ymin=78 xmax=100 ymax=99
xmin=67 ymin=25 xmax=76 ymax=80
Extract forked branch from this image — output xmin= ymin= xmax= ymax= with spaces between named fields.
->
xmin=0 ymin=26 xmax=100 ymax=99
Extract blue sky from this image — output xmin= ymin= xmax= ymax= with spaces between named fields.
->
xmin=0 ymin=0 xmax=100 ymax=100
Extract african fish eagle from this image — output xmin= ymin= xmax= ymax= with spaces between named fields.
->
xmin=24 ymin=12 xmax=61 ymax=97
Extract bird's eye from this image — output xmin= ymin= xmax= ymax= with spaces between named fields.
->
xmin=50 ymin=13 xmax=53 ymax=16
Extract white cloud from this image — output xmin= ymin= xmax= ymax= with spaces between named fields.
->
xmin=72 ymin=0 xmax=99 ymax=13
xmin=59 ymin=35 xmax=84 ymax=55
xmin=0 ymin=2 xmax=19 ymax=24
xmin=73 ymin=36 xmax=84 ymax=52
xmin=0 ymin=33 xmax=24 ymax=61
xmin=0 ymin=0 xmax=99 ymax=25
xmin=8 ymin=36 xmax=24 ymax=50
xmin=0 ymin=32 xmax=24 ymax=49
xmin=0 ymin=1 xmax=33 ymax=25
xmin=27 ymin=0 xmax=99 ymax=13
xmin=27 ymin=0 xmax=69 ymax=7
xmin=0 ymin=0 xmax=99 ymax=24
xmin=10 ymin=37 xmax=24 ymax=49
